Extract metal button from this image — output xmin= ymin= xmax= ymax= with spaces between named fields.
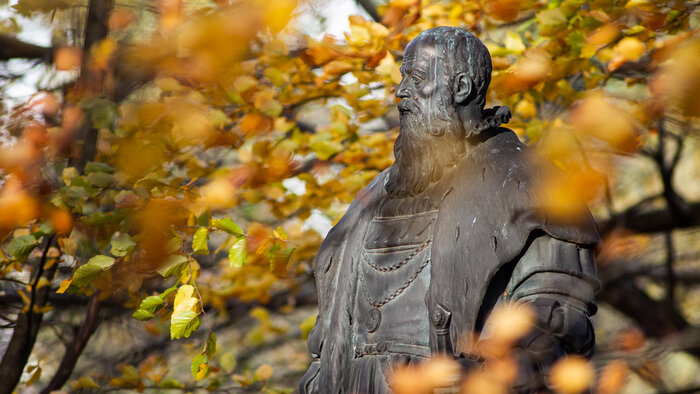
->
xmin=366 ymin=308 xmax=382 ymax=333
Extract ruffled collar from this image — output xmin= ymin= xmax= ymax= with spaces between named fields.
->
xmin=471 ymin=105 xmax=512 ymax=134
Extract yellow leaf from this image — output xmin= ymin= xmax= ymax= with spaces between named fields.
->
xmin=253 ymin=364 xmax=273 ymax=381
xmin=26 ymin=365 xmax=41 ymax=386
xmin=195 ymin=364 xmax=208 ymax=380
xmin=348 ymin=24 xmax=371 ymax=46
xmin=36 ymin=277 xmax=51 ymax=290
xmin=233 ymin=75 xmax=258 ymax=93
xmin=322 ymin=60 xmax=356 ymax=76
xmin=199 ymin=177 xmax=236 ymax=210
xmin=173 ymin=284 xmax=198 ymax=316
xmin=254 ymin=90 xmax=283 ymax=117
xmin=91 ymin=38 xmax=116 ymax=70
xmin=264 ymin=0 xmax=296 ymax=32
xmin=73 ymin=376 xmax=100 ymax=389
xmin=549 ymin=356 xmax=595 ymax=394
xmin=504 ymin=31 xmax=525 ymax=54
xmin=273 ymin=226 xmax=287 ymax=240
xmin=615 ymin=37 xmax=646 ymax=61
xmin=376 ymin=53 xmax=401 ymax=84
xmin=514 ymin=98 xmax=536 ymax=119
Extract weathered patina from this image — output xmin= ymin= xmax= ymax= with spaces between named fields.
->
xmin=300 ymin=26 xmax=600 ymax=393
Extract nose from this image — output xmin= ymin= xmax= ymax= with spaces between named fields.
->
xmin=395 ymin=79 xmax=410 ymax=99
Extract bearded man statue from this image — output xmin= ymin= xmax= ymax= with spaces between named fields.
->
xmin=299 ymin=26 xmax=600 ymax=394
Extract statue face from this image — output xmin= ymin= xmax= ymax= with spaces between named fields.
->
xmin=395 ymin=38 xmax=454 ymax=131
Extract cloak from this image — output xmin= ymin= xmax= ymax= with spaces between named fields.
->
xmin=304 ymin=128 xmax=600 ymax=392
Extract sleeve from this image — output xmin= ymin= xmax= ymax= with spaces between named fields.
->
xmin=502 ymin=234 xmax=600 ymax=391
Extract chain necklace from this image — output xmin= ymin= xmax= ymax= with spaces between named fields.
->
xmin=359 ymin=256 xmax=430 ymax=308
xmin=361 ymin=239 xmax=431 ymax=272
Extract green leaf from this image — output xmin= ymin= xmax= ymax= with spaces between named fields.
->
xmin=139 ymin=295 xmax=165 ymax=314
xmin=132 ymin=294 xmax=165 ymax=321
xmin=160 ymin=379 xmax=184 ymax=389
xmin=62 ymin=167 xmax=80 ymax=185
xmin=537 ymin=8 xmax=567 ymax=35
xmin=32 ymin=223 xmax=53 ymax=237
xmin=310 ymin=139 xmax=344 ymax=161
xmin=160 ymin=284 xmax=178 ymax=299
xmin=86 ymin=172 xmax=115 ymax=188
xmin=209 ymin=109 xmax=228 ymax=128
xmin=258 ymin=98 xmax=282 ymax=117
xmin=205 ymin=332 xmax=217 ymax=358
xmin=212 ymin=217 xmax=243 ymax=236
xmin=88 ymin=100 xmax=118 ymax=130
xmin=228 ymin=238 xmax=247 ymax=267
xmin=191 ymin=353 xmax=209 ymax=381
xmin=110 ymin=233 xmax=136 ymax=257
xmin=196 ymin=210 xmax=210 ymax=227
xmin=84 ymin=161 xmax=115 ymax=174
xmin=170 ymin=311 xmax=201 ymax=339
xmin=71 ymin=255 xmax=115 ymax=288
xmin=63 ymin=186 xmax=89 ymax=207
xmin=192 ymin=227 xmax=209 ymax=255
xmin=157 ymin=255 xmax=189 ymax=277
xmin=132 ymin=309 xmax=154 ymax=321
xmin=5 ymin=235 xmax=38 ymax=262
xmin=581 ymin=16 xmax=603 ymax=30
xmin=264 ymin=67 xmax=285 ymax=85
xmin=300 ymin=314 xmax=317 ymax=340
xmin=566 ymin=30 xmax=586 ymax=57
xmin=219 ymin=352 xmax=237 ymax=373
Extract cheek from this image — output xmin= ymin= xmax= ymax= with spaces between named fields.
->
xmin=419 ymin=82 xmax=436 ymax=97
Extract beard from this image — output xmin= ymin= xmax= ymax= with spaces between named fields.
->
xmin=385 ymin=104 xmax=466 ymax=199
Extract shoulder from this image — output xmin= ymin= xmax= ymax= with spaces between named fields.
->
xmin=450 ymin=128 xmax=600 ymax=247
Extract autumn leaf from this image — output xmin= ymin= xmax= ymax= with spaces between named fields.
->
xmin=71 ymin=255 xmax=115 ymax=288
xmin=192 ymin=227 xmax=209 ymax=255
xmin=212 ymin=217 xmax=244 ymax=236
xmin=170 ymin=285 xmax=201 ymax=339
xmin=549 ymin=356 xmax=595 ymax=394
xmin=228 ymin=237 xmax=247 ymax=267
xmin=110 ymin=232 xmax=136 ymax=257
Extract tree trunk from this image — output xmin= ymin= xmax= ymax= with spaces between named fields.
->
xmin=0 ymin=236 xmax=56 ymax=394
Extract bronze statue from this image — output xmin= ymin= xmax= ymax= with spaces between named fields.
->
xmin=300 ymin=26 xmax=600 ymax=393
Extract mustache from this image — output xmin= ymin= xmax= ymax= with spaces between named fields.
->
xmin=397 ymin=99 xmax=417 ymax=114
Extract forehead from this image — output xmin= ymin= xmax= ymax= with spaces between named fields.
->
xmin=401 ymin=39 xmax=441 ymax=72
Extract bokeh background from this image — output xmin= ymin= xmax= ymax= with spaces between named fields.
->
xmin=0 ymin=0 xmax=699 ymax=392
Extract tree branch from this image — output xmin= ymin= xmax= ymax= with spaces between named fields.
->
xmin=355 ymin=0 xmax=381 ymax=22
xmin=0 ymin=35 xmax=52 ymax=62
xmin=0 ymin=236 xmax=57 ymax=394
xmin=598 ymin=200 xmax=700 ymax=235
xmin=72 ymin=0 xmax=115 ymax=172
xmin=597 ymin=275 xmax=690 ymax=340
xmin=41 ymin=294 xmax=101 ymax=393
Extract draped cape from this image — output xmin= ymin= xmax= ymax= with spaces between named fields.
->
xmin=305 ymin=128 xmax=600 ymax=393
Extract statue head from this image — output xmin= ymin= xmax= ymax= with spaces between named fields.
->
xmin=396 ymin=26 xmax=492 ymax=121
xmin=386 ymin=27 xmax=505 ymax=199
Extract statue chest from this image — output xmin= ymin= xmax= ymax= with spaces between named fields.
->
xmin=351 ymin=210 xmax=437 ymax=358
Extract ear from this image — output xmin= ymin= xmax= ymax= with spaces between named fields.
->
xmin=452 ymin=73 xmax=473 ymax=105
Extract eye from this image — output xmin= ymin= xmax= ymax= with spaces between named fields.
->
xmin=411 ymin=73 xmax=424 ymax=83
